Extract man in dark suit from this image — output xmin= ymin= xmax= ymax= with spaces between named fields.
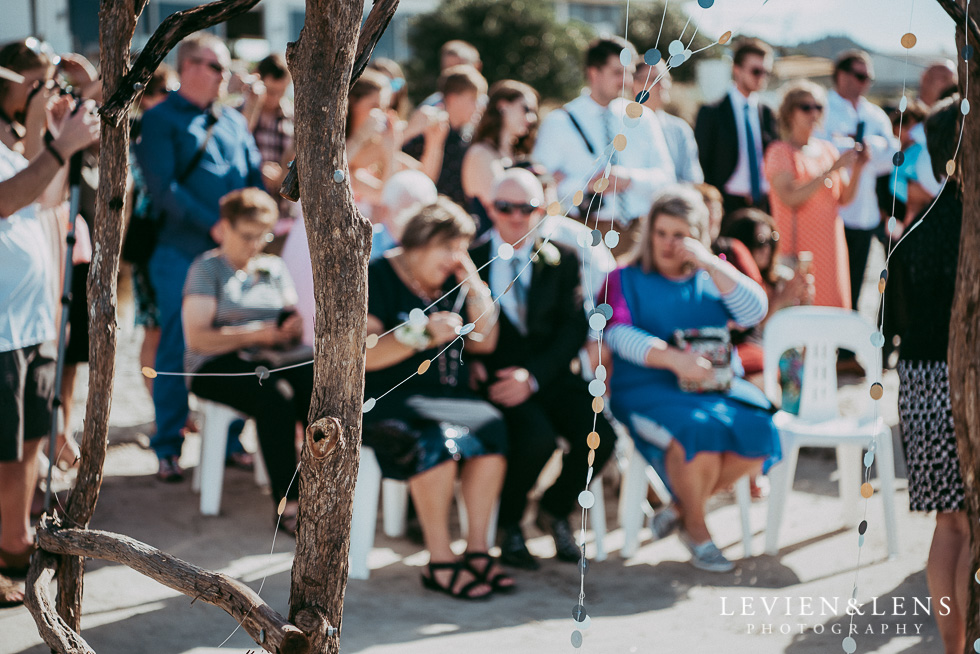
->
xmin=694 ymin=38 xmax=778 ymax=216
xmin=470 ymin=169 xmax=617 ymax=570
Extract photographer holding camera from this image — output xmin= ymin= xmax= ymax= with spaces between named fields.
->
xmin=0 ymin=51 xmax=100 ymax=605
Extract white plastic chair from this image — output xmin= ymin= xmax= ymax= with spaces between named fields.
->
xmin=762 ymin=307 xmax=898 ymax=557
xmin=619 ymin=433 xmax=753 ymax=559
xmin=191 ymin=397 xmax=269 ymax=516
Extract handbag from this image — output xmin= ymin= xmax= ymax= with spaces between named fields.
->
xmin=122 ymin=108 xmax=220 ymax=265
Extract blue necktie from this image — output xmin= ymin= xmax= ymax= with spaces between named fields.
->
xmin=510 ymin=257 xmax=528 ymax=334
xmin=744 ymin=103 xmax=762 ymax=205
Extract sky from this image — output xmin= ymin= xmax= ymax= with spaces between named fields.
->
xmin=681 ymin=0 xmax=959 ymax=56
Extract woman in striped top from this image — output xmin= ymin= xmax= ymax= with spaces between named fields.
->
xmin=604 ymin=186 xmax=780 ymax=573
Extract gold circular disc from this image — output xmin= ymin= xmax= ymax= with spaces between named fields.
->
xmin=719 ymin=31 xmax=732 ymax=45
xmin=366 ymin=334 xmax=379 ymax=349
xmin=587 ymin=431 xmax=601 ymax=449
xmin=141 ymin=366 xmax=158 ymax=379
xmin=277 ymin=497 xmax=288 ymax=515
xmin=901 ymin=32 xmax=917 ymax=49
xmin=547 ymin=201 xmax=562 ymax=215
xmin=878 ymin=279 xmax=887 ymax=294
xmin=869 ymin=383 xmax=884 ymax=400
xmin=592 ymin=397 xmax=604 ymax=413
xmin=946 ymin=160 xmax=957 ymax=176
xmin=573 ymin=190 xmax=584 ymax=206
xmin=417 ymin=359 xmax=431 ymax=375
xmin=625 ymin=102 xmax=643 ymax=119
xmin=593 ymin=178 xmax=609 ymax=193
xmin=588 ymin=450 xmax=596 ymax=466
xmin=613 ymin=134 xmax=627 ymax=151
xmin=860 ymin=483 xmax=874 ymax=499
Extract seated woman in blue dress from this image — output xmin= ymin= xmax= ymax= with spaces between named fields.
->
xmin=364 ymin=198 xmax=512 ymax=599
xmin=605 ymin=185 xmax=781 ymax=573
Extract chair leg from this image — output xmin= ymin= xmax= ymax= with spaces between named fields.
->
xmin=590 ymin=475 xmax=607 ymax=562
xmin=837 ymin=445 xmax=862 ymax=528
xmin=382 ymin=480 xmax=409 ymax=538
xmin=619 ymin=446 xmax=649 ymax=559
xmin=733 ymin=476 xmax=752 ymax=559
xmin=764 ymin=441 xmax=799 ymax=556
xmin=198 ymin=403 xmax=233 ymax=516
xmin=252 ymin=435 xmax=269 ymax=487
xmin=875 ymin=429 xmax=900 ymax=558
xmin=349 ymin=447 xmax=382 ymax=580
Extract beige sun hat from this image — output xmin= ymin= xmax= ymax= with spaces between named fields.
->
xmin=0 ymin=66 xmax=25 ymax=84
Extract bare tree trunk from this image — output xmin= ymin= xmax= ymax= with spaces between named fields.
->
xmin=943 ymin=2 xmax=980 ymax=652
xmin=53 ymin=0 xmax=139 ymax=632
xmin=285 ymin=1 xmax=371 ymax=652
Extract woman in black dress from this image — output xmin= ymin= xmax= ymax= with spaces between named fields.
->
xmin=364 ymin=198 xmax=512 ymax=599
xmin=891 ymin=96 xmax=968 ymax=654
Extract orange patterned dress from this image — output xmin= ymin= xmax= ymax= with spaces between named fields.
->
xmin=763 ymin=139 xmax=851 ymax=309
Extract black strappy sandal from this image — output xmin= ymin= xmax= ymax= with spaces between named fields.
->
xmin=463 ymin=551 xmax=516 ymax=594
xmin=421 ymin=561 xmax=492 ymax=600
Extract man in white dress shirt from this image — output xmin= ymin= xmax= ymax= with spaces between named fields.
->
xmin=532 ymin=36 xmax=676 ymax=257
xmin=817 ymin=50 xmax=900 ymax=311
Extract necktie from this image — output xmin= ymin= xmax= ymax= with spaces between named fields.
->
xmin=510 ymin=256 xmax=528 ymax=334
xmin=744 ymin=103 xmax=762 ymax=205
xmin=604 ymin=108 xmax=629 ymax=220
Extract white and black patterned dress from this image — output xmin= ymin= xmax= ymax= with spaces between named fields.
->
xmin=892 ymin=186 xmax=965 ymax=513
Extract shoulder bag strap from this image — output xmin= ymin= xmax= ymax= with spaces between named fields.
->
xmin=561 ymin=108 xmax=596 ymax=155
xmin=177 ymin=106 xmax=220 ymax=184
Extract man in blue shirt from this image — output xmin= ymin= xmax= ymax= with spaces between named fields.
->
xmin=136 ymin=32 xmax=264 ymax=481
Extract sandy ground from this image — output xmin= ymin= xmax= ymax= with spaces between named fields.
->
xmin=1 ymin=243 xmax=951 ymax=654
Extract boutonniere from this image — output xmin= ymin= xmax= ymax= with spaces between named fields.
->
xmin=532 ymin=241 xmax=561 ymax=267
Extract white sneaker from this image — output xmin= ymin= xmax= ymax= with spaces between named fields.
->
xmin=679 ymin=532 xmax=734 ymax=573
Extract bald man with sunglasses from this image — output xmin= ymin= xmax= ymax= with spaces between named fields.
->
xmin=469 ymin=169 xmax=616 ymax=570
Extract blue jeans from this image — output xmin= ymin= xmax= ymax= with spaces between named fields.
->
xmin=147 ymin=244 xmax=195 ymax=460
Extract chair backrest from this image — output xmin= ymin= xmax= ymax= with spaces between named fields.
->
xmin=762 ymin=307 xmax=878 ymax=422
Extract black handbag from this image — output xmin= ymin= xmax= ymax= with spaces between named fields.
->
xmin=122 ymin=109 xmax=220 ymax=265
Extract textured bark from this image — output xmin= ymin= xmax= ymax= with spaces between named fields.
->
xmin=99 ymin=0 xmax=261 ymax=126
xmin=279 ymin=0 xmax=400 ymax=203
xmin=51 ymin=0 xmax=139 ymax=633
xmin=940 ymin=2 xmax=980 ymax=652
xmin=24 ymin=550 xmax=96 ymax=654
xmin=36 ymin=521 xmax=309 ymax=654
xmin=285 ymin=1 xmax=375 ymax=652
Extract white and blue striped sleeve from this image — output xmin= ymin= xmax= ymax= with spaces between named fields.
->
xmin=606 ymin=323 xmax=663 ymax=367
xmin=720 ymin=275 xmax=768 ymax=328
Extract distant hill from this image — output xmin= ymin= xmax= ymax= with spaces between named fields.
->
xmin=784 ymin=35 xmax=870 ymax=58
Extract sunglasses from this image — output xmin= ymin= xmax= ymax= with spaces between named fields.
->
xmin=796 ymin=103 xmax=824 ymax=114
xmin=848 ymin=70 xmax=873 ymax=83
xmin=493 ymin=200 xmax=539 ymax=215
xmin=749 ymin=67 xmax=771 ymax=78
xmin=193 ymin=58 xmax=226 ymax=75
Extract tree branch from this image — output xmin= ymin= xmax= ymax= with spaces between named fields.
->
xmin=935 ymin=0 xmax=980 ymax=46
xmin=24 ymin=550 xmax=96 ymax=654
xmin=100 ymin=0 xmax=262 ymax=126
xmin=36 ymin=520 xmax=312 ymax=654
xmin=279 ymin=0 xmax=401 ymax=203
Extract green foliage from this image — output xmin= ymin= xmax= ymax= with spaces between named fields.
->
xmin=404 ymin=0 xmax=594 ymax=104
xmin=624 ymin=1 xmax=719 ymax=82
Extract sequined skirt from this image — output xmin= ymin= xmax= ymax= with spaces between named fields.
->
xmin=362 ymin=394 xmax=508 ymax=480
